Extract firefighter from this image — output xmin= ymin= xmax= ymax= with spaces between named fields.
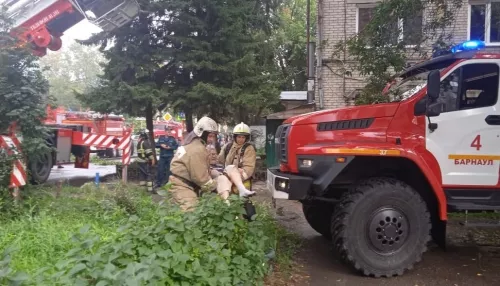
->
xmin=168 ymin=116 xmax=219 ymax=211
xmin=155 ymin=127 xmax=178 ymax=188
xmin=216 ymin=122 xmax=256 ymax=200
xmin=136 ymin=129 xmax=155 ymax=192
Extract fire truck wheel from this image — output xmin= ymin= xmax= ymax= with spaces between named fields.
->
xmin=106 ymin=148 xmax=114 ymax=158
xmin=29 ymin=151 xmax=52 ymax=185
xmin=302 ymin=200 xmax=334 ymax=240
xmin=331 ymin=177 xmax=431 ymax=277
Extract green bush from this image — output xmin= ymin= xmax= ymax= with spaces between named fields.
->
xmin=0 ymin=185 xmax=284 ymax=286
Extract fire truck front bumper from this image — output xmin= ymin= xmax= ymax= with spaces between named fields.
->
xmin=267 ymin=167 xmax=313 ymax=200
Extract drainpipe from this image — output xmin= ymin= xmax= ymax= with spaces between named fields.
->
xmin=317 ymin=0 xmax=324 ymax=109
xmin=308 ymin=41 xmax=316 ymax=103
xmin=306 ymin=0 xmax=312 ymax=104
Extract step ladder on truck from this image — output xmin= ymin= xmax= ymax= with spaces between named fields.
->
xmin=51 ymin=109 xmax=134 ymax=158
xmin=267 ymin=40 xmax=500 ymax=277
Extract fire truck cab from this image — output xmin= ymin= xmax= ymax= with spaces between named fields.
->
xmin=267 ymin=41 xmax=500 ymax=277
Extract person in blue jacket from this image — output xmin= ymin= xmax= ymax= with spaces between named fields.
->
xmin=155 ymin=127 xmax=179 ymax=188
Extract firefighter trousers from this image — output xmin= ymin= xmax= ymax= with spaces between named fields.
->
xmin=138 ymin=162 xmax=153 ymax=192
xmin=168 ymin=176 xmax=198 ymax=211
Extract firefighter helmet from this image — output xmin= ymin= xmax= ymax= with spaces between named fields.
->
xmin=139 ymin=129 xmax=149 ymax=139
xmin=233 ymin=122 xmax=250 ymax=135
xmin=194 ymin=116 xmax=218 ymax=137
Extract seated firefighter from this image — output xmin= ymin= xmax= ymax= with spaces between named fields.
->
xmin=213 ymin=122 xmax=257 ymax=200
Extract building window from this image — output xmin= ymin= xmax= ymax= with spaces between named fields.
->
xmin=469 ymin=2 xmax=500 ymax=44
xmin=356 ymin=7 xmax=423 ymax=46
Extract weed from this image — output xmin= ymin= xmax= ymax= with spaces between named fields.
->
xmin=0 ymin=185 xmax=294 ymax=285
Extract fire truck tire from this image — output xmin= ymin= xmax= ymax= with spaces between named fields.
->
xmin=97 ymin=151 xmax=106 ymax=158
xmin=302 ymin=201 xmax=334 ymax=240
xmin=106 ymin=148 xmax=114 ymax=158
xmin=29 ymin=151 xmax=52 ymax=185
xmin=331 ymin=177 xmax=431 ymax=277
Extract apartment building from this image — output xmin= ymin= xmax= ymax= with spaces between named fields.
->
xmin=315 ymin=0 xmax=498 ymax=109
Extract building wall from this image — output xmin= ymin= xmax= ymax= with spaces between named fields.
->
xmin=315 ymin=0 xmax=472 ymax=110
xmin=281 ymin=100 xmax=308 ymax=110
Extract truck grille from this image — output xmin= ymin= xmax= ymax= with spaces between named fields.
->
xmin=275 ymin=124 xmax=290 ymax=163
xmin=317 ymin=118 xmax=374 ymax=131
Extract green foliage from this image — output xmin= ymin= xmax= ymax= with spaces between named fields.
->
xmin=0 ymin=183 xmax=293 ymax=285
xmin=274 ymin=0 xmax=317 ymax=91
xmin=0 ymin=9 xmax=50 ymax=185
xmin=76 ymin=0 xmax=285 ymax=126
xmin=39 ymin=43 xmax=105 ymax=110
xmin=331 ymin=0 xmax=464 ymax=104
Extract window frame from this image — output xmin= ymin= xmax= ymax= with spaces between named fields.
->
xmin=467 ymin=1 xmax=500 ymax=46
xmin=438 ymin=61 xmax=500 ymax=113
xmin=355 ymin=5 xmax=422 ymax=48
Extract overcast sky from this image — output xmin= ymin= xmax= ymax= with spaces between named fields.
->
xmin=59 ymin=20 xmax=102 ymax=51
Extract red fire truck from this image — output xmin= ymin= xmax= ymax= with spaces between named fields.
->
xmin=45 ymin=107 xmax=133 ymax=158
xmin=1 ymin=0 xmax=140 ymax=185
xmin=153 ymin=121 xmax=184 ymax=141
xmin=267 ymin=40 xmax=500 ymax=277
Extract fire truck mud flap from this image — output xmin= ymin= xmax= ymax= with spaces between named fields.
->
xmin=267 ymin=168 xmax=313 ymax=200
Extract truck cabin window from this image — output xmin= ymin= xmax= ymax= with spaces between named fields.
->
xmin=438 ymin=63 xmax=499 ymax=113
xmin=388 ymin=70 xmax=436 ymax=102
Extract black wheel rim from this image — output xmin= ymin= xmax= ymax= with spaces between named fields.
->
xmin=367 ymin=207 xmax=408 ymax=255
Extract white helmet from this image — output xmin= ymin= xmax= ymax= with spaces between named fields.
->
xmin=233 ymin=122 xmax=250 ymax=135
xmin=194 ymin=116 xmax=218 ymax=137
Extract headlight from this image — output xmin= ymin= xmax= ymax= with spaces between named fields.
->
xmin=300 ymin=159 xmax=313 ymax=167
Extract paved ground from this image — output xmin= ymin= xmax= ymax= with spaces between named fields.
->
xmin=252 ymin=182 xmax=500 ymax=286
xmin=46 ymin=163 xmax=117 ymax=186
xmin=44 ymin=167 xmax=500 ymax=286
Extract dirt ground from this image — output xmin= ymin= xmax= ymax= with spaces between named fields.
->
xmin=251 ymin=181 xmax=500 ymax=286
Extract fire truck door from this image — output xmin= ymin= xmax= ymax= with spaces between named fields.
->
xmin=425 ymin=60 xmax=500 ymax=186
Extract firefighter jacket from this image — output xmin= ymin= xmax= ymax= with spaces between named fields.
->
xmin=137 ymin=138 xmax=154 ymax=163
xmin=170 ymin=137 xmax=216 ymax=193
xmin=218 ymin=141 xmax=256 ymax=180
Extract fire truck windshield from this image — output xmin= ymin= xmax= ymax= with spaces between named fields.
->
xmin=387 ymin=68 xmax=444 ymax=102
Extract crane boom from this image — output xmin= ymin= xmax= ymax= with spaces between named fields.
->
xmin=4 ymin=0 xmax=140 ymax=57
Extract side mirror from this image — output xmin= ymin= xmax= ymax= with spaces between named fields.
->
xmin=426 ymin=102 xmax=442 ymax=117
xmin=427 ymin=70 xmax=440 ymax=101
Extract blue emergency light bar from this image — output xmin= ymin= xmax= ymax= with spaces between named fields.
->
xmin=451 ymin=40 xmax=485 ymax=53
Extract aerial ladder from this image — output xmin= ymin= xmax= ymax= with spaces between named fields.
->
xmin=4 ymin=0 xmax=140 ymax=56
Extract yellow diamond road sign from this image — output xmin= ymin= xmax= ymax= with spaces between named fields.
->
xmin=163 ymin=112 xmax=172 ymax=122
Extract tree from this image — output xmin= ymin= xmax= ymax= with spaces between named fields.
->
xmin=76 ymin=0 xmax=173 ymax=136
xmin=0 ymin=10 xmax=50 ymax=184
xmin=78 ymin=0 xmax=284 ymax=130
xmin=39 ymin=43 xmax=105 ymax=110
xmin=331 ymin=0 xmax=464 ymax=105
xmin=274 ymin=0 xmax=317 ymax=91
xmin=163 ymin=0 xmax=282 ymax=125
